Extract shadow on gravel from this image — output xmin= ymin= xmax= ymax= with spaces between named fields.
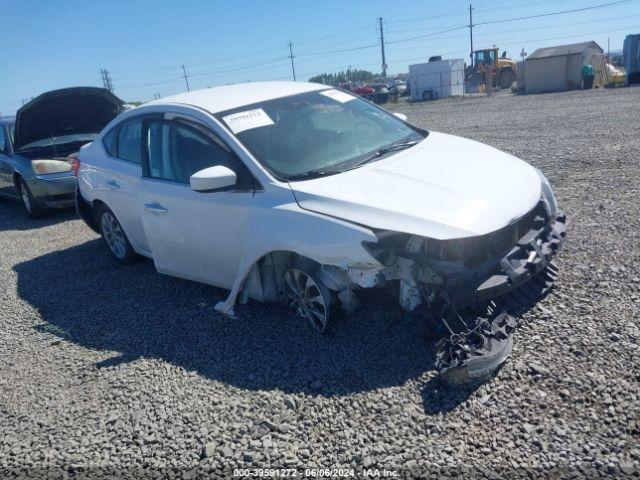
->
xmin=421 ymin=375 xmax=491 ymax=415
xmin=0 ymin=199 xmax=76 ymax=231
xmin=14 ymin=239 xmax=481 ymax=409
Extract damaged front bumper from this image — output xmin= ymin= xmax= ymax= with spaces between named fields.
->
xmin=443 ymin=210 xmax=566 ymax=308
xmin=356 ymin=203 xmax=566 ymax=314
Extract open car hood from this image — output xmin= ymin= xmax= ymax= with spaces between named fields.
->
xmin=13 ymin=87 xmax=123 ymax=151
xmin=289 ymin=131 xmax=542 ymax=240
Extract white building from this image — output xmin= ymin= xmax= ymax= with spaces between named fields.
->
xmin=408 ymin=59 xmax=465 ymax=101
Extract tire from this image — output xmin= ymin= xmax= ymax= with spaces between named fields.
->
xmin=500 ymin=69 xmax=514 ymax=90
xmin=18 ymin=178 xmax=46 ymax=219
xmin=466 ymin=72 xmax=484 ymax=88
xmin=97 ymin=204 xmax=138 ymax=264
xmin=422 ymin=90 xmax=433 ymax=101
xmin=283 ymin=266 xmax=332 ymax=333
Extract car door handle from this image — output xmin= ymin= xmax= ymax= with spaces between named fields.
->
xmin=106 ymin=180 xmax=120 ymax=190
xmin=144 ymin=202 xmax=168 ymax=213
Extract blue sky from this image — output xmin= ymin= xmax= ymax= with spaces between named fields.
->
xmin=1 ymin=0 xmax=639 ymax=114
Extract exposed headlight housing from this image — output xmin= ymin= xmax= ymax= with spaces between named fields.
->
xmin=535 ymin=168 xmax=558 ymax=219
xmin=31 ymin=159 xmax=72 ymax=175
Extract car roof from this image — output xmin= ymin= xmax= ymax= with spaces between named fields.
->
xmin=149 ymin=81 xmax=327 ymax=114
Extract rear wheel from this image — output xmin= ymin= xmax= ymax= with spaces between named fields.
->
xmin=97 ymin=205 xmax=137 ymax=264
xmin=18 ymin=178 xmax=46 ymax=219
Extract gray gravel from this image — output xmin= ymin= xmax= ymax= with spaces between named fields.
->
xmin=1 ymin=87 xmax=639 ymax=479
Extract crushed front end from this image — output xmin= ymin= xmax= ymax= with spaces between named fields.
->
xmin=356 ymin=196 xmax=566 ymax=384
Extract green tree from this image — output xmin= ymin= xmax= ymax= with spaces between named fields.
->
xmin=309 ymin=69 xmax=376 ymax=85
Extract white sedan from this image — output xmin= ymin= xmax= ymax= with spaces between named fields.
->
xmin=76 ymin=81 xmax=565 ymax=382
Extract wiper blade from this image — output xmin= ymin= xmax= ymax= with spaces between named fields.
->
xmin=286 ymin=169 xmax=342 ymax=181
xmin=351 ymin=139 xmax=420 ymax=169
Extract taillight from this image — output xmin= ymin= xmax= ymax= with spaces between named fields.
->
xmin=72 ymin=158 xmax=81 ymax=177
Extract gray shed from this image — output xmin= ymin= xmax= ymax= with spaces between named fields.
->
xmin=524 ymin=41 xmax=603 ymax=94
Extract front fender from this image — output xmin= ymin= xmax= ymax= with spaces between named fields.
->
xmin=215 ymin=201 xmax=381 ymax=316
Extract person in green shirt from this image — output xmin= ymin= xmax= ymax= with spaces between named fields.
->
xmin=582 ymin=63 xmax=595 ymax=89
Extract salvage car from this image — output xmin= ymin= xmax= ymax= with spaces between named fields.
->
xmin=0 ymin=87 xmax=123 ymax=218
xmin=76 ymin=81 xmax=565 ymax=383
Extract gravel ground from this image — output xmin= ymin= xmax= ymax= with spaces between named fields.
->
xmin=1 ymin=87 xmax=639 ymax=479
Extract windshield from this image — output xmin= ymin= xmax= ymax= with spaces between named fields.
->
xmin=216 ymin=89 xmax=425 ymax=180
xmin=19 ymin=133 xmax=97 ymax=150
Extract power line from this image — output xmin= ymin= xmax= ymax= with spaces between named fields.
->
xmin=385 ymin=11 xmax=466 ymax=24
xmin=381 ymin=11 xmax=639 ymax=54
xmin=386 ymin=26 xmax=469 ymax=46
xmin=473 ymin=0 xmax=566 ymax=15
xmin=484 ymin=23 xmax=639 ymax=48
xmin=471 ymin=12 xmax=640 ymax=43
xmin=474 ymin=0 xmax=634 ymax=26
xmin=297 ymin=43 xmax=379 ymax=58
xmin=188 ymin=57 xmax=289 ymax=79
xmin=110 ymin=24 xmax=377 ymax=79
xmin=381 ymin=0 xmax=563 ymax=35
xmin=291 ymin=22 xmax=377 ymax=47
xmin=118 ymin=76 xmax=185 ymax=90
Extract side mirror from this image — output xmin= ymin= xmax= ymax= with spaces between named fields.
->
xmin=393 ymin=112 xmax=408 ymax=122
xmin=190 ymin=165 xmax=236 ymax=192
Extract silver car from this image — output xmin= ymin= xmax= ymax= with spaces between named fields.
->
xmin=0 ymin=87 xmax=123 ymax=218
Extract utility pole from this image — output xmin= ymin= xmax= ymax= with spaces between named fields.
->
xmin=99 ymin=69 xmax=114 ymax=92
xmin=182 ymin=65 xmax=190 ymax=91
xmin=288 ymin=41 xmax=296 ymax=81
xmin=468 ymin=4 xmax=474 ymax=68
xmin=378 ymin=17 xmax=387 ymax=77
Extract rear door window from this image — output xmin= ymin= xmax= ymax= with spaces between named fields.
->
xmin=117 ymin=120 xmax=142 ymax=164
xmin=102 ymin=127 xmax=118 ymax=157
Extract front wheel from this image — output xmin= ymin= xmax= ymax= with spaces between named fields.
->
xmin=284 ymin=268 xmax=332 ymax=333
xmin=98 ymin=205 xmax=138 ymax=264
xmin=18 ymin=178 xmax=46 ymax=219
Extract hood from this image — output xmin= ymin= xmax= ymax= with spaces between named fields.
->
xmin=14 ymin=87 xmax=123 ymax=151
xmin=289 ymin=132 xmax=542 ymax=240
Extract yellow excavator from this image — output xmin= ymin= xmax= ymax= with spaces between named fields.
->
xmin=466 ymin=48 xmax=517 ymax=90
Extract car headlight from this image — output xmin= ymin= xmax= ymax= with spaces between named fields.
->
xmin=31 ymin=159 xmax=72 ymax=175
xmin=535 ymin=168 xmax=558 ymax=219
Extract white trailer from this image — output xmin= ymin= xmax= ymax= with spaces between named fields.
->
xmin=408 ymin=59 xmax=465 ymax=101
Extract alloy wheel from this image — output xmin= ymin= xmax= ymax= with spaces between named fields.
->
xmin=284 ymin=268 xmax=330 ymax=333
xmin=101 ymin=212 xmax=127 ymax=259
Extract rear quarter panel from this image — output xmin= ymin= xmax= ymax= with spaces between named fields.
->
xmin=78 ymin=140 xmax=151 ymax=256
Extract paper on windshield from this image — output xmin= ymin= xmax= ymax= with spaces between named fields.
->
xmin=320 ymin=89 xmax=355 ymax=103
xmin=223 ymin=108 xmax=274 ymax=134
